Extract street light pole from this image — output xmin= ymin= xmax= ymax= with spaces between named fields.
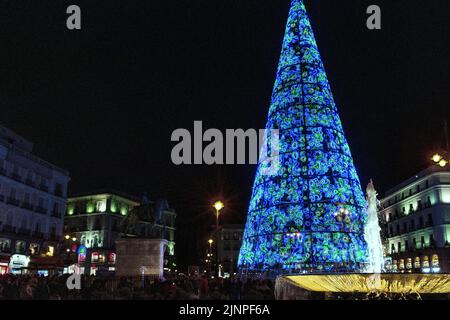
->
xmin=212 ymin=201 xmax=224 ymax=278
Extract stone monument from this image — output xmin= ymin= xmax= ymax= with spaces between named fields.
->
xmin=115 ymin=238 xmax=168 ymax=278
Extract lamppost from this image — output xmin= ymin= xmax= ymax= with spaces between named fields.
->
xmin=431 ymin=153 xmax=449 ymax=168
xmin=212 ymin=201 xmax=224 ymax=277
xmin=207 ymin=239 xmax=213 ymax=275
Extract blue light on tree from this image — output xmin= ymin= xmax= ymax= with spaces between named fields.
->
xmin=238 ymin=0 xmax=368 ymax=273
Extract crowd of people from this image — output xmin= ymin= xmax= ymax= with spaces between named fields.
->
xmin=0 ymin=273 xmax=275 ymax=300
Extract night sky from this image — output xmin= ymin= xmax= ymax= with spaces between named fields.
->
xmin=1 ymin=1 xmax=449 ymax=268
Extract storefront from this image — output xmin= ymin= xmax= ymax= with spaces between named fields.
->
xmin=0 ymin=255 xmax=10 ymax=275
xmin=27 ymin=256 xmax=64 ymax=276
xmin=8 ymin=254 xmax=30 ymax=274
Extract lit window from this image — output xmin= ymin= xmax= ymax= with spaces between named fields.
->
xmin=414 ymin=257 xmax=420 ymax=269
xmin=406 ymin=258 xmax=412 ymax=269
xmin=47 ymin=246 xmax=54 ymax=257
xmin=96 ymin=200 xmax=107 ymax=213
xmin=422 ymin=256 xmax=430 ymax=268
xmin=432 ymin=254 xmax=439 ymax=267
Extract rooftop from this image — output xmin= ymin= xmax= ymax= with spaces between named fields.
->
xmin=384 ymin=165 xmax=450 ymax=197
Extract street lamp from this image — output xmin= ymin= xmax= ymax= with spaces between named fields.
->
xmin=431 ymin=153 xmax=449 ymax=168
xmin=65 ymin=235 xmax=70 ymax=240
xmin=212 ymin=201 xmax=224 ymax=277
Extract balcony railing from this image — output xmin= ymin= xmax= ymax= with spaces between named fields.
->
xmin=2 ymin=225 xmax=16 ymax=233
xmin=32 ymin=231 xmax=45 ymax=239
xmin=51 ymin=211 xmax=61 ymax=218
xmin=35 ymin=206 xmax=47 ymax=214
xmin=6 ymin=197 xmax=20 ymax=207
xmin=21 ymin=202 xmax=34 ymax=211
xmin=10 ymin=173 xmax=22 ymax=182
xmin=25 ymin=179 xmax=35 ymax=187
xmin=17 ymin=228 xmax=31 ymax=236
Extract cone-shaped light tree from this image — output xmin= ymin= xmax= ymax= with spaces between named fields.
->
xmin=238 ymin=0 xmax=368 ymax=273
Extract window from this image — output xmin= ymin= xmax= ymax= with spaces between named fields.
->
xmin=427 ymin=214 xmax=433 ymax=226
xmin=412 ymin=238 xmax=417 ymax=249
xmin=405 ymin=240 xmax=409 ymax=251
xmin=417 ymin=200 xmax=422 ymax=210
xmin=410 ymin=220 xmax=415 ymax=231
xmin=414 ymin=257 xmax=421 ymax=269
xmin=24 ymin=193 xmax=30 ymax=204
xmin=426 ymin=196 xmax=431 ymax=207
xmin=425 ymin=180 xmax=429 ymax=188
xmin=422 ymin=256 xmax=429 ymax=268
xmin=397 ymin=242 xmax=402 ymax=252
xmin=53 ymin=203 xmax=60 ymax=217
xmin=15 ymin=241 xmax=26 ymax=253
xmin=409 ymin=203 xmax=414 ymax=214
xmin=432 ymin=254 xmax=439 ymax=267
xmin=430 ymin=234 xmax=435 ymax=246
xmin=406 ymin=258 xmax=412 ymax=269
xmin=96 ymin=200 xmax=107 ymax=213
xmin=391 ymin=243 xmax=395 ymax=254
xmin=403 ymin=222 xmax=407 ymax=233
xmin=416 ymin=185 xmax=420 ymax=193
xmin=421 ymin=236 xmax=425 ymax=248
xmin=54 ymin=183 xmax=63 ymax=197
xmin=0 ymin=239 xmax=11 ymax=252
xmin=396 ymin=224 xmax=400 ymax=234
xmin=419 ymin=217 xmax=424 ymax=228
xmin=47 ymin=246 xmax=54 ymax=257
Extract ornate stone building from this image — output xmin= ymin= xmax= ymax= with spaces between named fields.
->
xmin=64 ymin=190 xmax=176 ymax=275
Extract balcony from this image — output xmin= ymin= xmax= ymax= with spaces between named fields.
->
xmin=35 ymin=206 xmax=47 ymax=215
xmin=32 ymin=231 xmax=45 ymax=239
xmin=51 ymin=211 xmax=61 ymax=218
xmin=48 ymin=234 xmax=60 ymax=241
xmin=2 ymin=225 xmax=16 ymax=234
xmin=25 ymin=179 xmax=35 ymax=187
xmin=17 ymin=228 xmax=31 ymax=236
xmin=10 ymin=173 xmax=22 ymax=182
xmin=54 ymin=189 xmax=63 ymax=197
xmin=21 ymin=202 xmax=34 ymax=211
xmin=6 ymin=197 xmax=20 ymax=207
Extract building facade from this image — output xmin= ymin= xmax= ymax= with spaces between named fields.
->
xmin=380 ymin=166 xmax=450 ymax=273
xmin=64 ymin=191 xmax=176 ymax=275
xmin=0 ymin=126 xmax=70 ymax=274
xmin=217 ymin=224 xmax=243 ymax=276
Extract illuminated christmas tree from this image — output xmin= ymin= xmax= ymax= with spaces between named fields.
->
xmin=238 ymin=0 xmax=368 ymax=273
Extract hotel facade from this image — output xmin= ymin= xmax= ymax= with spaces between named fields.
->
xmin=380 ymin=166 xmax=450 ymax=273
xmin=0 ymin=126 xmax=70 ymax=274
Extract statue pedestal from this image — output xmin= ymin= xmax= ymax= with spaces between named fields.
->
xmin=115 ymin=238 xmax=168 ymax=278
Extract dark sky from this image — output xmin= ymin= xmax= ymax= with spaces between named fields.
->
xmin=1 ymin=1 xmax=449 ymax=267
